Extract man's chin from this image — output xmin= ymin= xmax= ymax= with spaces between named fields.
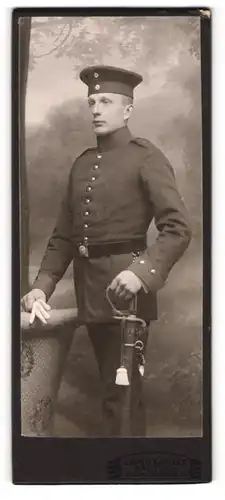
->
xmin=93 ymin=124 xmax=110 ymax=136
xmin=95 ymin=131 xmax=110 ymax=136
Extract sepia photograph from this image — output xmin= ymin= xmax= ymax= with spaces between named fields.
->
xmin=18 ymin=12 xmax=204 ymax=443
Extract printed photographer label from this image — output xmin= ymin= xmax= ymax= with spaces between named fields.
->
xmin=108 ymin=452 xmax=201 ymax=481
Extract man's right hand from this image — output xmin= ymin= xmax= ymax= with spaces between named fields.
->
xmin=21 ymin=289 xmax=51 ymax=325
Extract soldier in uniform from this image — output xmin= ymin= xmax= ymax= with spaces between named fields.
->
xmin=21 ymin=66 xmax=192 ymax=436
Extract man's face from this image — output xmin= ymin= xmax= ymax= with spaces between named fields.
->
xmin=88 ymin=92 xmax=133 ymax=136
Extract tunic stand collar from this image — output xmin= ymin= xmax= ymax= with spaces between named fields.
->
xmin=96 ymin=126 xmax=132 ymax=152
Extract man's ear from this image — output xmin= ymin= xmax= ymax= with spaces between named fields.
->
xmin=124 ymin=103 xmax=133 ymax=122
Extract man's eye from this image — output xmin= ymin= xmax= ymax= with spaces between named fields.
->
xmin=88 ymin=101 xmax=95 ymax=107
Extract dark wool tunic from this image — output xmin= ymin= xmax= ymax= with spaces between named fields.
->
xmin=33 ymin=126 xmax=192 ymax=323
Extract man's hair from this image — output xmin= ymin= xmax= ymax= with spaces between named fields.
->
xmin=122 ymin=95 xmax=133 ymax=107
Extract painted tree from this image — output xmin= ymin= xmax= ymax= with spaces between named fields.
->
xmin=29 ymin=16 xmax=200 ymax=77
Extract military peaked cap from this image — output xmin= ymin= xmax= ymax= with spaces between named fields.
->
xmin=80 ymin=65 xmax=143 ymax=98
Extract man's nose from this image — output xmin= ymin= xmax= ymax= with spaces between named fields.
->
xmin=92 ymin=103 xmax=101 ymax=116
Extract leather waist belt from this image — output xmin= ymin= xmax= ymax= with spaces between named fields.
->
xmin=76 ymin=238 xmax=146 ymax=258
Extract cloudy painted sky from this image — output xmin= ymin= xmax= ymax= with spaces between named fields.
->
xmin=26 ymin=54 xmax=85 ymax=124
xmin=26 ymin=16 xmax=200 ymax=125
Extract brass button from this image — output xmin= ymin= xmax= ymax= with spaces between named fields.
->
xmin=140 ymin=260 xmax=145 ymax=264
xmin=97 ymin=153 xmax=102 ymax=159
xmin=85 ymin=198 xmax=91 ymax=204
xmin=79 ymin=244 xmax=88 ymax=257
xmin=86 ymin=186 xmax=92 ymax=192
xmin=95 ymin=84 xmax=100 ymax=91
xmin=93 ymin=165 xmax=99 ymax=170
xmin=150 ymin=269 xmax=156 ymax=274
xmin=94 ymin=72 xmax=99 ymax=78
xmin=84 ymin=236 xmax=88 ymax=242
xmin=84 ymin=211 xmax=90 ymax=216
xmin=91 ymin=176 xmax=96 ymax=181
xmin=84 ymin=224 xmax=88 ymax=229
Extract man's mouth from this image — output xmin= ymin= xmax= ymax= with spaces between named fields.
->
xmin=93 ymin=121 xmax=105 ymax=126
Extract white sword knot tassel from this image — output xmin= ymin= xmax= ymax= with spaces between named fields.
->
xmin=106 ymin=287 xmax=146 ymax=385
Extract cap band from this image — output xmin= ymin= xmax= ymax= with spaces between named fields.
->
xmin=88 ymin=80 xmax=134 ymax=98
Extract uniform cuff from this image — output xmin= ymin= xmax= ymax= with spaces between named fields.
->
xmin=128 ymin=259 xmax=165 ymax=293
xmin=31 ymin=274 xmax=56 ymax=301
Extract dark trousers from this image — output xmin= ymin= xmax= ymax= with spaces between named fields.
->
xmin=87 ymin=322 xmax=149 ymax=437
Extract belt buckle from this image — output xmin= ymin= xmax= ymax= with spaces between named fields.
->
xmin=78 ymin=244 xmax=89 ymax=258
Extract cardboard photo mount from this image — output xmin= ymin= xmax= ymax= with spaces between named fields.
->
xmin=12 ymin=7 xmax=211 ymax=484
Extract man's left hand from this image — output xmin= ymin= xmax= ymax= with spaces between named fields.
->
xmin=109 ymin=270 xmax=142 ymax=301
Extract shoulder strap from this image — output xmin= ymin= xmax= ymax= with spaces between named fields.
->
xmin=131 ymin=137 xmax=154 ymax=149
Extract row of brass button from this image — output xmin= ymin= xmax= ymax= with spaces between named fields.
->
xmin=79 ymin=153 xmax=102 ymax=252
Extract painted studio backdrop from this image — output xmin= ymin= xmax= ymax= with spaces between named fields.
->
xmin=21 ymin=16 xmax=202 ymax=437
